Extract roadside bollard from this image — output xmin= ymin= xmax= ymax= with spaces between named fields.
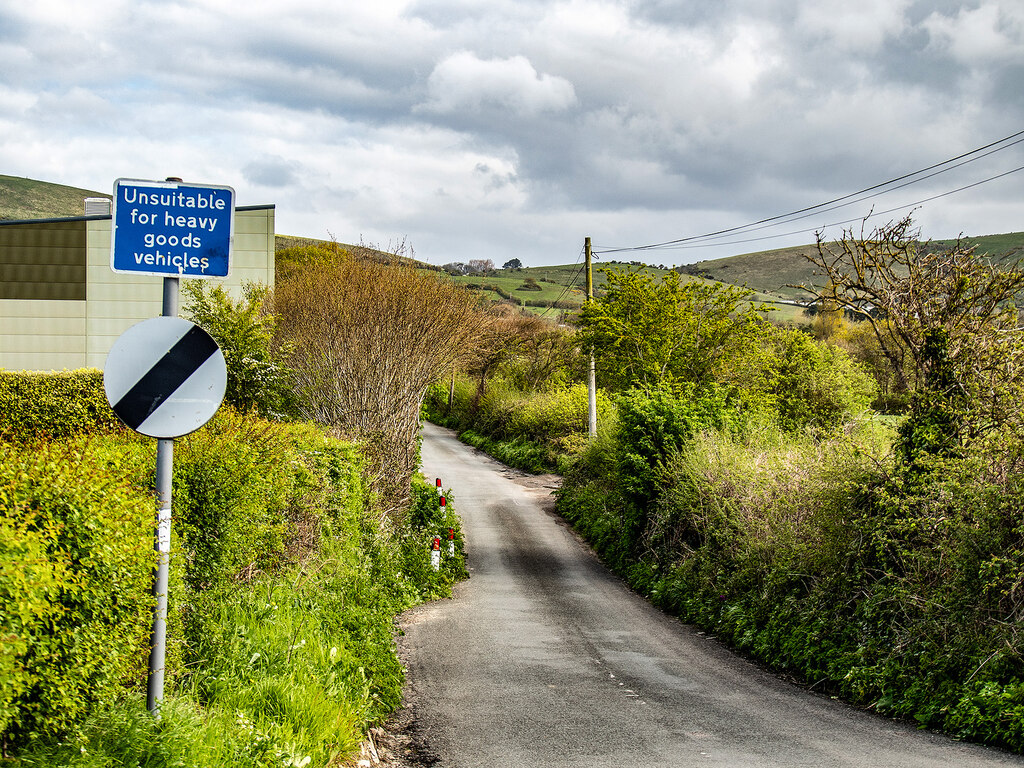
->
xmin=448 ymin=527 xmax=455 ymax=556
xmin=436 ymin=477 xmax=443 ymax=495
xmin=431 ymin=536 xmax=441 ymax=571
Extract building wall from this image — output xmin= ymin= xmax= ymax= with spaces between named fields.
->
xmin=0 ymin=205 xmax=275 ymax=372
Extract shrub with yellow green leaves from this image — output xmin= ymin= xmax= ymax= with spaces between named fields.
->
xmin=0 ymin=437 xmax=156 ymax=744
xmin=0 ymin=369 xmax=119 ymax=438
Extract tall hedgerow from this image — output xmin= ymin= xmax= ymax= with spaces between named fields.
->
xmin=0 ymin=370 xmax=118 ymax=439
xmin=0 ymin=436 xmax=155 ymax=745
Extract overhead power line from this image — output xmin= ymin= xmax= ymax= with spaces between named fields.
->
xmin=616 ymin=162 xmax=1024 ymax=253
xmin=594 ymin=128 xmax=1024 ymax=256
xmin=541 ymin=245 xmax=587 ymax=317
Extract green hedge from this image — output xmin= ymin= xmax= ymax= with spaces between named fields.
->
xmin=0 ymin=369 xmax=120 ymax=438
xmin=1 ymin=364 xmax=469 ymax=760
xmin=423 ymin=375 xmax=614 ymax=472
xmin=557 ymin=401 xmax=1024 ymax=754
xmin=0 ymin=437 xmax=156 ymax=743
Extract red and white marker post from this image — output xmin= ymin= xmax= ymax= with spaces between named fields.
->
xmin=431 ymin=536 xmax=442 ymax=571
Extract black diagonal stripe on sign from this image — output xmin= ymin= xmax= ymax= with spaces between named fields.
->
xmin=113 ymin=326 xmax=218 ymax=431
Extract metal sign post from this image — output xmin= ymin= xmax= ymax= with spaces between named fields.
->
xmin=104 ymin=176 xmax=234 ymax=717
xmin=104 ymin=308 xmax=226 ymax=716
xmin=150 ymin=277 xmax=178 ymax=717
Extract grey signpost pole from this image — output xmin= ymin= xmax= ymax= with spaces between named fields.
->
xmin=105 ymin=175 xmax=233 ymax=718
xmin=147 ymin=274 xmax=178 ymax=716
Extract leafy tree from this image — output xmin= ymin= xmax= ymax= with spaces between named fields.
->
xmin=182 ymin=281 xmax=298 ymax=418
xmin=762 ymin=327 xmax=876 ymax=432
xmin=502 ymin=258 xmax=523 ymax=270
xmin=575 ymin=268 xmax=768 ymax=391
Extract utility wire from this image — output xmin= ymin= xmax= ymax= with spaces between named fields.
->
xmin=541 ymin=246 xmax=587 ymax=317
xmin=651 ymin=137 xmax=1024 ymax=249
xmin=623 ymin=162 xmax=1024 ymax=252
xmin=594 ymin=128 xmax=1024 ymax=255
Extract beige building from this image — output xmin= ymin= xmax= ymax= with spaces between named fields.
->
xmin=0 ymin=204 xmax=275 ymax=372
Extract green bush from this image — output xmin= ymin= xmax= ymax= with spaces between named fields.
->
xmin=556 ymin=430 xmax=634 ymax=569
xmin=0 ymin=437 xmax=156 ymax=745
xmin=182 ymin=281 xmax=300 ymax=419
xmin=757 ymin=329 xmax=876 ymax=433
xmin=4 ymin=405 xmax=469 ymax=763
xmin=614 ymin=384 xmax=740 ymax=504
xmin=423 ymin=376 xmax=614 ymax=473
xmin=558 ymin=410 xmax=1024 ymax=753
xmin=0 ymin=513 xmax=64 ymax=739
xmin=172 ymin=411 xmax=300 ymax=590
xmin=0 ymin=370 xmax=120 ymax=438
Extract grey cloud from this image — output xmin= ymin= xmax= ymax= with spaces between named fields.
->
xmin=242 ymin=157 xmax=302 ymax=189
xmin=2 ymin=0 xmax=1021 ymax=268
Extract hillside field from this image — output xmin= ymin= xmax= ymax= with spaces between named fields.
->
xmin=680 ymin=232 xmax=1024 ymax=302
xmin=0 ymin=175 xmax=109 ymax=221
xmin=4 ymin=174 xmax=1019 ymax=326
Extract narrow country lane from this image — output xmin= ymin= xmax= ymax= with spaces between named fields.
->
xmin=399 ymin=422 xmax=1024 ymax=768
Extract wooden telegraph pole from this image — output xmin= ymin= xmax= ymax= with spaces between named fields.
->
xmin=585 ymin=237 xmax=597 ymax=438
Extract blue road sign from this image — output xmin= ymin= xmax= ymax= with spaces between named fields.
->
xmin=110 ymin=178 xmax=235 ymax=278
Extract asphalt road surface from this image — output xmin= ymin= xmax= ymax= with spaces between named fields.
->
xmin=400 ymin=422 xmax=1024 ymax=768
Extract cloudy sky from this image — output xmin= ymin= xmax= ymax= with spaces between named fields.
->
xmin=2 ymin=0 xmax=1023 ymax=267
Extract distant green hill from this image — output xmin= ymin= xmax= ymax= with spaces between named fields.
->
xmin=448 ymin=261 xmax=684 ymax=316
xmin=678 ymin=244 xmax=823 ymax=302
xmin=452 ymin=261 xmax=809 ymax=322
xmin=0 ymin=175 xmax=109 ymax=220
xmin=678 ymin=232 xmax=1024 ymax=302
xmin=6 ymin=175 xmax=1020 ymax=326
xmin=931 ymin=232 xmax=1024 ymax=265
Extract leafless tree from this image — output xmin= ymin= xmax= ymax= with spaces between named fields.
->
xmin=462 ymin=306 xmax=550 ymax=404
xmin=467 ymin=258 xmax=495 ymax=274
xmin=271 ymin=243 xmax=487 ymax=505
xmin=803 ymin=216 xmax=1024 ymax=446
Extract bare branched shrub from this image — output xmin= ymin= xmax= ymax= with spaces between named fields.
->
xmin=271 ymin=243 xmax=486 ymax=503
xmin=463 ymin=305 xmax=551 ymax=403
xmin=804 ymin=216 xmax=1024 ymax=453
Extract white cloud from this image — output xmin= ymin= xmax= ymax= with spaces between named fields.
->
xmin=924 ymin=2 xmax=1024 ymax=62
xmin=417 ymin=51 xmax=577 ymax=116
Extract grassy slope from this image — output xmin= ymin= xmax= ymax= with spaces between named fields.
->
xmin=680 ymin=244 xmax=824 ymax=301
xmin=456 ymin=262 xmax=807 ymax=322
xmin=931 ymin=231 xmax=1024 ymax=263
xmin=681 ymin=233 xmax=1024 ymax=303
xmin=447 ymin=262 xmax=674 ymax=308
xmin=0 ymin=175 xmax=109 ymax=220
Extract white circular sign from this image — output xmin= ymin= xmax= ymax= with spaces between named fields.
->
xmin=104 ymin=316 xmax=227 ymax=438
